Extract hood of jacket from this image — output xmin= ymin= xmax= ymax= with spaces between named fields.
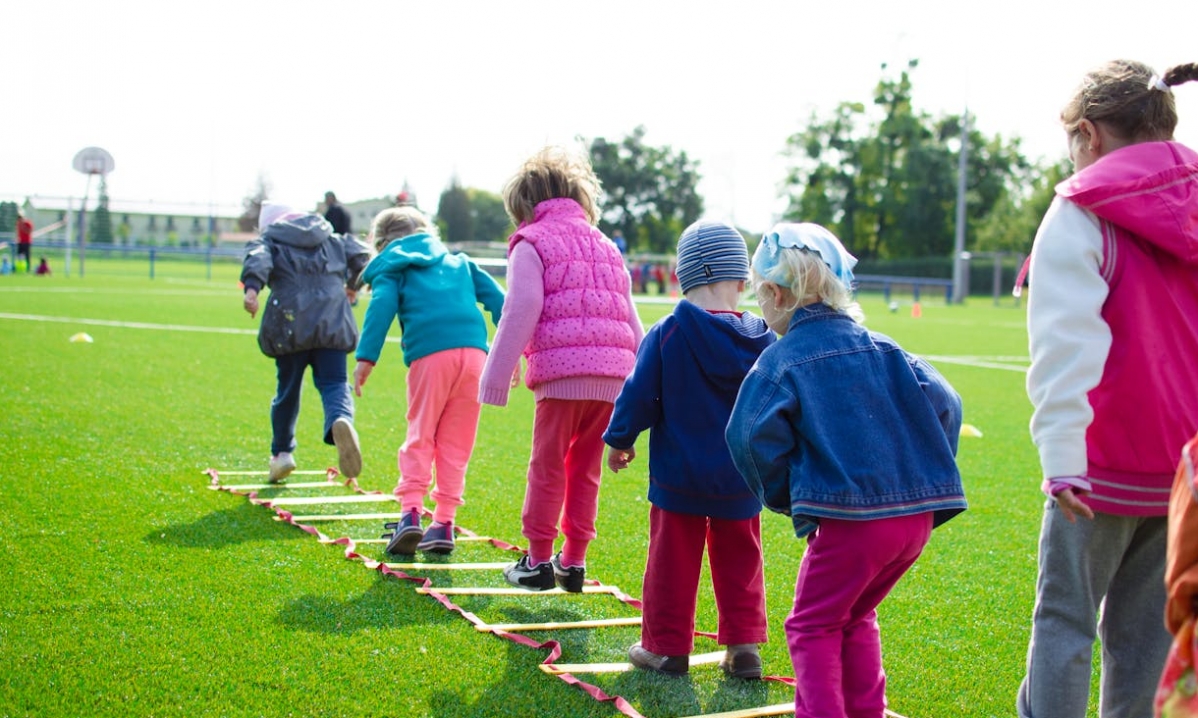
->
xmin=1057 ymin=141 xmax=1198 ymax=265
xmin=362 ymin=233 xmax=448 ymax=285
xmin=261 ymin=213 xmax=334 ymax=249
xmin=673 ymin=300 xmax=775 ymax=393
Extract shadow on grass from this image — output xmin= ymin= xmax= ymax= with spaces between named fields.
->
xmin=274 ymin=573 xmax=453 ymax=634
xmin=144 ymin=502 xmax=303 ymax=548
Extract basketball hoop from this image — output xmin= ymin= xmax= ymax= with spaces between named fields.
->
xmin=72 ymin=146 xmax=115 ymax=176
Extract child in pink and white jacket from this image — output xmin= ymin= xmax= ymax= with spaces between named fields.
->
xmin=1018 ymin=59 xmax=1198 ymax=718
xmin=479 ymin=146 xmax=644 ymax=592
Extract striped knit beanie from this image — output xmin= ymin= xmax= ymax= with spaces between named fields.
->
xmin=674 ymin=220 xmax=749 ymax=293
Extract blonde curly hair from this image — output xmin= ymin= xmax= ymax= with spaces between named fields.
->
xmin=502 ymin=145 xmax=602 ymax=226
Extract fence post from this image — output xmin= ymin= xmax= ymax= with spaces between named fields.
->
xmin=206 ymin=247 xmax=212 ymax=281
xmin=149 ymin=248 xmax=155 ymax=280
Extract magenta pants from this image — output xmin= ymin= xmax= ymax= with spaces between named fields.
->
xmin=521 ymin=398 xmax=612 ymax=564
xmin=787 ymin=513 xmax=932 ymax=718
xmin=640 ymin=505 xmax=768 ymax=656
xmin=396 ymin=348 xmax=485 ymax=524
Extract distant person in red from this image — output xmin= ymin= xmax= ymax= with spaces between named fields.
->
xmin=15 ymin=210 xmax=32 ymax=272
xmin=34 ymin=257 xmax=50 ymax=276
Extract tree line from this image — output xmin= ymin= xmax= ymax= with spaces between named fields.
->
xmin=235 ymin=60 xmax=1065 ymax=261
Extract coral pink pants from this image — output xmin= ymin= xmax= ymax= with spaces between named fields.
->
xmin=522 ymin=398 xmax=612 ymax=565
xmin=396 ymin=348 xmax=485 ymax=524
xmin=787 ymin=513 xmax=932 ymax=718
xmin=640 ymin=505 xmax=768 ymax=656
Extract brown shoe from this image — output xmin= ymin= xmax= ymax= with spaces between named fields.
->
xmin=719 ymin=643 xmax=762 ymax=680
xmin=628 ymin=642 xmax=688 ymax=677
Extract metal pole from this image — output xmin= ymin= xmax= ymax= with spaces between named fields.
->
xmin=951 ymin=109 xmax=970 ymax=303
xmin=65 ymin=197 xmax=73 ymax=277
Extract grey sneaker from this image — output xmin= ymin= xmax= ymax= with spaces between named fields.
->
xmin=416 ymin=522 xmax=455 ymax=555
xmin=628 ymin=642 xmax=688 ymax=677
xmin=503 ymin=555 xmax=555 ymax=591
xmin=268 ymin=452 xmax=296 ymax=483
xmin=331 ymin=418 xmax=361 ymax=478
xmin=383 ymin=509 xmax=423 ymax=555
xmin=551 ymin=552 xmax=585 ymax=593
xmin=719 ymin=643 xmax=762 ymax=680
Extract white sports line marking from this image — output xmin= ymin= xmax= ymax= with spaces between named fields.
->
xmin=0 ymin=312 xmax=1032 ymax=374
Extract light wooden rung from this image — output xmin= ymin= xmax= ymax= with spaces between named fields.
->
xmin=260 ymin=494 xmax=396 ymax=506
xmin=352 ymin=536 xmax=493 ymax=545
xmin=384 ymin=562 xmax=512 ymax=571
xmin=416 ymin=585 xmax=620 ymax=596
xmin=210 ymin=469 xmax=332 ymax=476
xmin=677 ymin=703 xmax=795 ymax=718
xmin=276 ymin=512 xmax=408 ymax=522
xmin=541 ymin=651 xmax=724 ymax=675
xmin=479 ymin=616 xmax=642 ymax=632
xmin=217 ymin=481 xmax=340 ymax=491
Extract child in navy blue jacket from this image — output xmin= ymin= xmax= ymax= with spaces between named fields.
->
xmin=604 ymin=220 xmax=776 ymax=679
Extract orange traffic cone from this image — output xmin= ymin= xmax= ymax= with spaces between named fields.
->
xmin=911 ymin=302 xmax=922 ymax=318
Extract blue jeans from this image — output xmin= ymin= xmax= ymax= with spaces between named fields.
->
xmin=270 ymin=348 xmax=354 ymax=456
xmin=1016 ymin=501 xmax=1169 ymax=718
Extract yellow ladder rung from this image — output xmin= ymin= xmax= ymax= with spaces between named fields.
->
xmin=384 ymin=562 xmax=512 ymax=571
xmin=276 ymin=512 xmax=408 ymax=522
xmin=416 ymin=585 xmax=620 ymax=596
xmin=259 ymin=494 xmax=396 ymax=506
xmin=479 ymin=616 xmax=642 ymax=632
xmin=541 ymin=651 xmax=724 ymax=675
xmin=677 ymin=703 xmax=795 ymax=718
xmin=209 ymin=469 xmax=331 ymax=476
xmin=216 ymin=481 xmax=340 ymax=490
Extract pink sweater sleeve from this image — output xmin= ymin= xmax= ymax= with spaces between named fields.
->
xmin=478 ymin=241 xmax=544 ymax=406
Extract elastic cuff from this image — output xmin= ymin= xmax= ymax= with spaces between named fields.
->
xmin=1042 ymin=476 xmax=1092 ymax=497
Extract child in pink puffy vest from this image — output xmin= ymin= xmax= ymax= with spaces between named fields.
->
xmin=479 ymin=146 xmax=643 ymax=592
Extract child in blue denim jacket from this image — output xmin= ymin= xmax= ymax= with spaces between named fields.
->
xmin=726 ymin=222 xmax=967 ymax=718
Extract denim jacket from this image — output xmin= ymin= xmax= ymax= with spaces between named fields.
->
xmin=726 ymin=303 xmax=967 ymax=537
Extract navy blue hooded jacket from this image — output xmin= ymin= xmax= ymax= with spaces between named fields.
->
xmin=603 ymin=300 xmax=776 ymax=519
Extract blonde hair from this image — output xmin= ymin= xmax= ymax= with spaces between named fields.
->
xmin=502 ymin=145 xmax=602 ymax=226
xmin=1061 ymin=60 xmax=1198 ymax=142
xmin=751 ymin=245 xmax=864 ymax=324
xmin=370 ymin=206 xmax=432 ymax=252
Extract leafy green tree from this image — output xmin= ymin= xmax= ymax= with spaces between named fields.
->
xmin=781 ymin=60 xmax=1037 ymax=260
xmin=91 ymin=176 xmax=114 ymax=244
xmin=586 ymin=126 xmax=704 ymax=254
xmin=467 ymin=188 xmax=511 ymax=244
xmin=238 ymin=174 xmax=271 ymax=233
xmin=975 ymin=157 xmax=1071 ymax=253
xmin=0 ymin=201 xmax=17 ymax=239
xmin=436 ymin=176 xmax=473 ymax=244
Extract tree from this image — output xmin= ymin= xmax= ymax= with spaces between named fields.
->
xmin=0 ymin=201 xmax=17 ymax=238
xmin=781 ymin=60 xmax=1037 ymax=260
xmin=436 ymin=175 xmax=473 ymax=244
xmin=467 ymin=188 xmax=511 ymax=244
xmin=238 ymin=174 xmax=271 ymax=233
xmin=974 ymin=157 xmax=1070 ymax=253
xmin=91 ymin=175 xmax=114 ymax=245
xmin=585 ymin=126 xmax=705 ymax=254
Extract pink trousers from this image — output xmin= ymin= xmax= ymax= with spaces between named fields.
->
xmin=640 ymin=505 xmax=768 ymax=656
xmin=396 ymin=348 xmax=485 ymax=524
xmin=522 ymin=398 xmax=612 ymax=565
xmin=787 ymin=513 xmax=932 ymax=718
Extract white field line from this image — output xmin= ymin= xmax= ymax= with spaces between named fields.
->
xmin=0 ymin=311 xmax=1031 ymax=373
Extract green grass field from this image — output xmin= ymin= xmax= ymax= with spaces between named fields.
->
xmin=0 ymin=261 xmax=1074 ymax=717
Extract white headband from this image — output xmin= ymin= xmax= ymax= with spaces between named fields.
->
xmin=1148 ymin=74 xmax=1172 ymax=93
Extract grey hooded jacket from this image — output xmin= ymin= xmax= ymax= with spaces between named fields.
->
xmin=240 ymin=214 xmax=371 ymax=357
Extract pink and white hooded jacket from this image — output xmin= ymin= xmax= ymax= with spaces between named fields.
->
xmin=479 ymin=198 xmax=642 ymax=406
xmin=1027 ymin=141 xmax=1198 ymax=516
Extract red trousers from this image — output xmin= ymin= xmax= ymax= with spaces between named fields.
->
xmin=640 ymin=504 xmax=768 ymax=656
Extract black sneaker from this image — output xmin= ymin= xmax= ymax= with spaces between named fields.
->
xmin=416 ymin=522 xmax=455 ymax=555
xmin=503 ymin=555 xmax=555 ymax=591
xmin=383 ymin=509 xmax=422 ymax=555
xmin=551 ymin=552 xmax=585 ymax=593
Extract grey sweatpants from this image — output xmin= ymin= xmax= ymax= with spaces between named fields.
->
xmin=1017 ymin=501 xmax=1169 ymax=718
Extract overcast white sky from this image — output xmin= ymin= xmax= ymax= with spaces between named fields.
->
xmin=5 ymin=0 xmax=1196 ymax=233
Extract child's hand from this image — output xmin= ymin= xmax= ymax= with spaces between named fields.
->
xmin=510 ymin=361 xmax=521 ymax=389
xmin=607 ymin=446 xmax=635 ymax=473
xmin=1054 ymin=487 xmax=1095 ymax=523
xmin=353 ymin=361 xmax=373 ymax=397
xmin=243 ymin=288 xmax=259 ymax=318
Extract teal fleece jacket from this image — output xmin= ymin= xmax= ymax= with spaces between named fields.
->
xmin=355 ymin=233 xmax=504 ymax=366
